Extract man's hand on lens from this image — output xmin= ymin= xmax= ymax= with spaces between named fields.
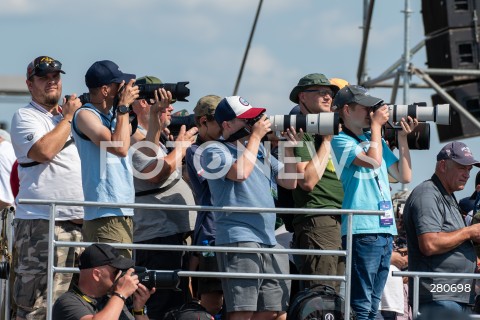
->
xmin=118 ymin=79 xmax=140 ymax=107
xmin=397 ymin=116 xmax=419 ymax=137
xmin=132 ymin=284 xmax=155 ymax=311
xmin=114 ymin=268 xmax=139 ymax=298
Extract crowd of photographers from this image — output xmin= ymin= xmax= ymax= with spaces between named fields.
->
xmin=0 ymin=55 xmax=479 ymax=320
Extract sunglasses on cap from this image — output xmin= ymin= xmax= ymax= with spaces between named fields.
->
xmin=27 ymin=59 xmax=63 ymax=79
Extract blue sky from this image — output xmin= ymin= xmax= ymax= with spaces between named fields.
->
xmin=1 ymin=0 xmax=479 ymax=199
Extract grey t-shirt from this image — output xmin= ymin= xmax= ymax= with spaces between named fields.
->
xmin=132 ymin=145 xmax=196 ymax=242
xmin=403 ymin=174 xmax=476 ymax=304
xmin=52 ymin=289 xmax=133 ymax=320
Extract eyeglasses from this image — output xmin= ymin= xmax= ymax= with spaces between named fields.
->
xmin=303 ymin=89 xmax=334 ymax=97
xmin=28 ymin=59 xmax=63 ymax=79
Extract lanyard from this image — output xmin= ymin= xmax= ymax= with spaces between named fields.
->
xmin=341 ymin=126 xmax=386 ymax=201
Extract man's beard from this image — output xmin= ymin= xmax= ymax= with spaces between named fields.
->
xmin=43 ymin=92 xmax=61 ymax=108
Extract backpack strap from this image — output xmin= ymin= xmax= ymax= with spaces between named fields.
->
xmin=18 ymin=138 xmax=75 ymax=168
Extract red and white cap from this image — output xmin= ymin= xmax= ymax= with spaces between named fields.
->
xmin=214 ymin=96 xmax=266 ymax=124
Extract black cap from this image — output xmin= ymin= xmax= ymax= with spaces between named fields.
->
xmin=26 ymin=56 xmax=65 ymax=79
xmin=332 ymin=85 xmax=383 ymax=110
xmin=78 ymin=243 xmax=134 ymax=270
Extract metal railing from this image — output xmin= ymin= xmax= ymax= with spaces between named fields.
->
xmin=393 ymin=270 xmax=480 ymax=318
xmin=17 ymin=199 xmax=383 ymax=320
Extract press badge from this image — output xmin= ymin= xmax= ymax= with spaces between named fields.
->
xmin=379 ymin=200 xmax=394 ymax=226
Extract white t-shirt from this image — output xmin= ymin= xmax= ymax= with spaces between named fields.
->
xmin=379 ymin=265 xmax=405 ymax=314
xmin=0 ymin=141 xmax=15 ymax=204
xmin=10 ymin=102 xmax=84 ymax=220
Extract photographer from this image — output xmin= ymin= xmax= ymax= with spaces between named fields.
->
xmin=331 ymin=85 xmax=417 ymax=320
xmin=130 ymin=76 xmax=197 ymax=319
xmin=72 ymin=60 xmax=138 ymax=259
xmin=52 ymin=243 xmax=155 ymax=320
xmin=288 ymin=73 xmax=344 ymax=291
xmin=198 ymin=96 xmax=300 ymax=320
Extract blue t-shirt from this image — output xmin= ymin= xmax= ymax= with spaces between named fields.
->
xmin=72 ymin=105 xmax=134 ymax=220
xmin=186 ymin=140 xmax=216 ymax=246
xmin=331 ymin=131 xmax=398 ymax=236
xmin=199 ymin=140 xmax=282 ymax=246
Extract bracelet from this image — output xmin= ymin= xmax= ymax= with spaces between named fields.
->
xmin=111 ymin=291 xmax=127 ymax=303
xmin=132 ymin=305 xmax=148 ymax=316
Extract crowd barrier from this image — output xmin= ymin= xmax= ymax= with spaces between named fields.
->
xmin=15 ymin=199 xmax=385 ymax=320
xmin=392 ymin=270 xmax=480 ymax=319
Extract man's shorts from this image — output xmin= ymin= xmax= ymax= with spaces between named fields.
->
xmin=82 ymin=216 xmax=133 ymax=258
xmin=13 ymin=219 xmax=82 ymax=319
xmin=216 ymin=242 xmax=291 ymax=312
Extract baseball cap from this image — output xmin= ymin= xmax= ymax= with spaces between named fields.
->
xmin=289 ymin=73 xmax=340 ymax=103
xmin=136 ymin=75 xmax=162 ymax=85
xmin=214 ymin=96 xmax=266 ymax=125
xmin=78 ymin=243 xmax=135 ymax=270
xmin=135 ymin=75 xmax=177 ymax=104
xmin=436 ymin=141 xmax=480 ymax=167
xmin=329 ymin=78 xmax=349 ymax=90
xmin=26 ymin=56 xmax=65 ymax=79
xmin=193 ymin=95 xmax=222 ymax=117
xmin=85 ymin=60 xmax=136 ymax=89
xmin=332 ymin=85 xmax=383 ymax=110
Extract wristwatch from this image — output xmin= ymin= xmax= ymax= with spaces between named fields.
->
xmin=132 ymin=305 xmax=147 ymax=316
xmin=117 ymin=104 xmax=130 ymax=114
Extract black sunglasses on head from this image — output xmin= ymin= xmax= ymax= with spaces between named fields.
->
xmin=28 ymin=60 xmax=63 ymax=78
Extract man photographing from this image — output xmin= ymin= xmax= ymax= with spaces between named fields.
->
xmin=52 ymin=243 xmax=155 ymax=320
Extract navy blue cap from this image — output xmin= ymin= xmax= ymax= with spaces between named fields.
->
xmin=85 ymin=60 xmax=136 ymax=89
xmin=437 ymin=141 xmax=480 ymax=167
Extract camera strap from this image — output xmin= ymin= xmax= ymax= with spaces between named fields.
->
xmin=135 ymin=176 xmax=181 ymax=197
xmin=18 ymin=138 xmax=75 ymax=168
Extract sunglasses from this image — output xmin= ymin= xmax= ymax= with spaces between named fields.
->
xmin=303 ymin=89 xmax=334 ymax=97
xmin=28 ymin=60 xmax=63 ymax=79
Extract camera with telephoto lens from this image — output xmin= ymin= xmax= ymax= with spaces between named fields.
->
xmin=136 ymin=81 xmax=190 ymax=102
xmin=131 ymin=266 xmax=180 ymax=290
xmin=376 ymin=102 xmax=451 ymax=150
xmin=247 ymin=113 xmax=340 ymax=136
xmin=0 ymin=261 xmax=9 ymax=279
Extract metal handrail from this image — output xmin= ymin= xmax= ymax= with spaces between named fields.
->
xmin=393 ymin=270 xmax=480 ymax=318
xmin=17 ymin=198 xmax=383 ymax=320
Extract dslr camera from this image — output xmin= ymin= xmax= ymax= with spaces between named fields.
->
xmin=247 ymin=112 xmax=340 ymax=136
xmin=64 ymin=93 xmax=91 ymax=105
xmin=374 ymin=102 xmax=451 ymax=150
xmin=130 ymin=266 xmax=180 ymax=290
xmin=137 ymin=81 xmax=190 ymax=102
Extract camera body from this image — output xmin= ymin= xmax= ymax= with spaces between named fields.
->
xmin=132 ymin=266 xmax=180 ymax=290
xmin=137 ymin=82 xmax=190 ymax=102
xmin=168 ymin=114 xmax=197 ymax=138
xmin=64 ymin=93 xmax=90 ymax=105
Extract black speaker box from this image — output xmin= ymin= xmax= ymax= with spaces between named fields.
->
xmin=425 ymin=27 xmax=480 ymax=85
xmin=432 ymin=81 xmax=480 ymax=141
xmin=422 ymin=0 xmax=480 ymax=35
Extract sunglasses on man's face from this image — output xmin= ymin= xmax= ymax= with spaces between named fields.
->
xmin=29 ymin=60 xmax=63 ymax=78
xmin=303 ymin=89 xmax=334 ymax=98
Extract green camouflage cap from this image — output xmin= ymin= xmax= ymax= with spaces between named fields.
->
xmin=289 ymin=73 xmax=339 ymax=103
xmin=136 ymin=75 xmax=176 ymax=103
xmin=193 ymin=95 xmax=222 ymax=117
